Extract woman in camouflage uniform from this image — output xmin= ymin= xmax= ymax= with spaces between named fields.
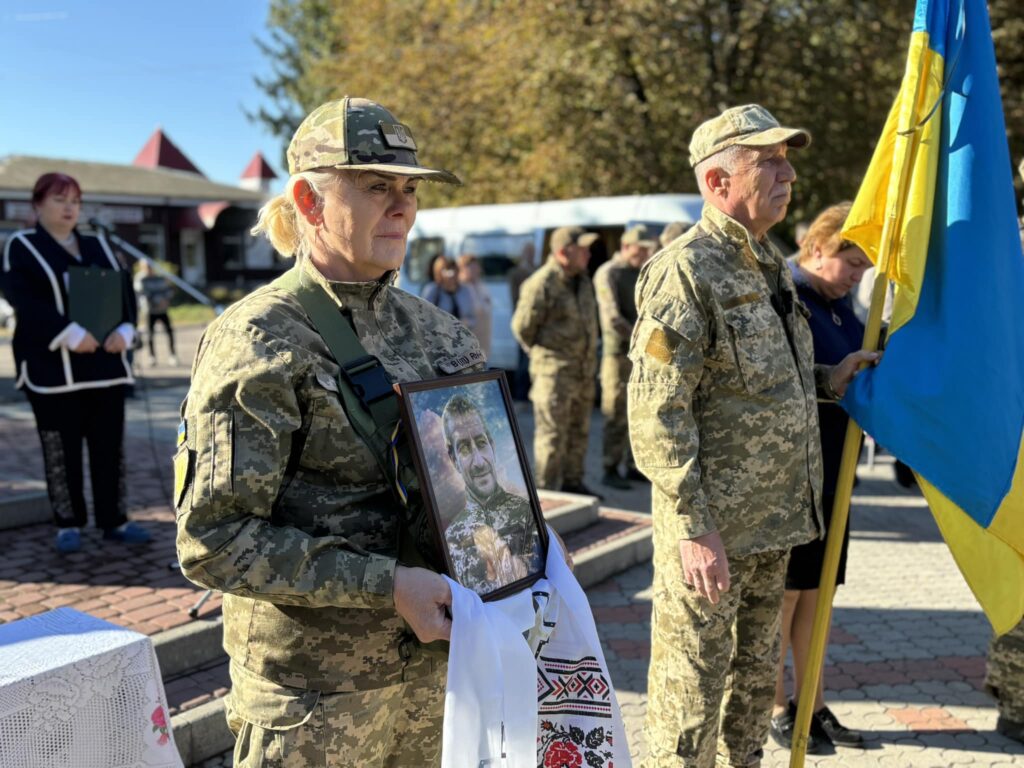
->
xmin=174 ymin=97 xmax=483 ymax=766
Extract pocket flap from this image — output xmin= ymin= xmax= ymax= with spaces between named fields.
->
xmin=723 ymin=301 xmax=775 ymax=337
xmin=229 ymin=662 xmax=320 ymax=730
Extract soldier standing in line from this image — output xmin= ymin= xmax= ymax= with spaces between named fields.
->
xmin=983 ymin=156 xmax=1024 ymax=747
xmin=594 ymin=224 xmax=655 ymax=490
xmin=512 ymin=226 xmax=601 ymax=497
xmin=175 ymin=97 xmax=483 ymax=766
xmin=656 ymin=220 xmax=693 ymax=255
xmin=629 ymin=104 xmax=876 ymax=767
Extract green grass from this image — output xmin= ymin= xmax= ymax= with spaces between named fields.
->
xmin=168 ymin=304 xmax=217 ymax=325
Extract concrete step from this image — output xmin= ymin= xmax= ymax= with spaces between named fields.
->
xmin=0 ymin=482 xmax=50 ymax=531
xmin=164 ymin=497 xmax=651 ymax=766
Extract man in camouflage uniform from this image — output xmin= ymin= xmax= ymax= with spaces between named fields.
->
xmin=629 ymin=104 xmax=875 ymax=767
xmin=512 ymin=225 xmax=600 ymax=495
xmin=441 ymin=394 xmax=543 ymax=592
xmin=594 ymin=224 xmax=655 ymax=489
xmin=983 ymin=156 xmax=1024 ymax=746
xmin=175 ymin=97 xmax=482 ymax=766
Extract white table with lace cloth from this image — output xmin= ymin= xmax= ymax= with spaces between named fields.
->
xmin=0 ymin=607 xmax=183 ymax=768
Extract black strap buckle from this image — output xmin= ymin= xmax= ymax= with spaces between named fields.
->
xmin=340 ymin=355 xmax=394 ymax=406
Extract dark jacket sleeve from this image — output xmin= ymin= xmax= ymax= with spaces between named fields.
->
xmin=1 ymin=235 xmax=73 ymax=346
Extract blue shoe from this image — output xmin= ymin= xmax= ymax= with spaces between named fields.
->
xmin=55 ymin=528 xmax=81 ymax=554
xmin=103 ymin=521 xmax=151 ymax=544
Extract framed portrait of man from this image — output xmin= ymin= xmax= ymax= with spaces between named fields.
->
xmin=399 ymin=370 xmax=548 ymax=601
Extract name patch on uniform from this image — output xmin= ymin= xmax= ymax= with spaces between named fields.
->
xmin=436 ymin=350 xmax=486 ymax=375
xmin=721 ymin=292 xmax=762 ymax=310
xmin=645 ymin=327 xmax=676 ymax=364
xmin=315 ymin=370 xmax=340 ymax=393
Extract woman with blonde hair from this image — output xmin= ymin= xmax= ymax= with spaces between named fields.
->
xmin=770 ymin=202 xmax=872 ymax=753
xmin=174 ymin=97 xmax=483 ymax=766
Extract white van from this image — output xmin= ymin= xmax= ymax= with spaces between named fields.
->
xmin=401 ymin=193 xmax=704 ymax=369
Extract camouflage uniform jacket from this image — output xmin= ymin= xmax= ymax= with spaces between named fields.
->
xmin=594 ymin=253 xmax=641 ymax=357
xmin=175 ymin=257 xmax=484 ymax=693
xmin=511 ymin=257 xmax=598 ymax=376
xmin=444 ymin=487 xmax=542 ymax=592
xmin=628 ymin=204 xmax=824 ymax=556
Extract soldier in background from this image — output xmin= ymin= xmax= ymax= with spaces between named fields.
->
xmin=175 ymin=97 xmax=482 ymax=766
xmin=594 ymin=224 xmax=654 ymax=489
xmin=512 ymin=226 xmax=600 ymax=497
xmin=984 ymin=156 xmax=1024 ymax=746
xmin=508 ymin=241 xmax=536 ymax=400
xmin=629 ymin=104 xmax=876 ymax=767
xmin=657 ymin=220 xmax=692 ymax=254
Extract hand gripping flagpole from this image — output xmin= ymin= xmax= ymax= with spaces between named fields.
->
xmin=788 ymin=39 xmax=935 ymax=768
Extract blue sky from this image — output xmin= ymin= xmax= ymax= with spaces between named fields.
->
xmin=0 ymin=0 xmax=286 ymax=186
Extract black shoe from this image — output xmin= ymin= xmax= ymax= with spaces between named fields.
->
xmin=769 ymin=701 xmax=822 ymax=754
xmin=894 ymin=459 xmax=917 ymax=488
xmin=812 ymin=705 xmax=864 ymax=748
xmin=601 ymin=470 xmax=631 ymax=490
xmin=561 ymin=482 xmax=604 ymax=501
xmin=624 ymin=467 xmax=648 ymax=483
xmin=996 ymin=715 xmax=1024 ymax=744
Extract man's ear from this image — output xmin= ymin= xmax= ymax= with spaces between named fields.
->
xmin=292 ymin=180 xmax=321 ymax=224
xmin=705 ymin=167 xmax=729 ymax=198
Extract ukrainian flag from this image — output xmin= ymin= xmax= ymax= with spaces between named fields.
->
xmin=842 ymin=0 xmax=1024 ymax=635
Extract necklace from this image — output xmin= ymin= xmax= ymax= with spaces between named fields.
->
xmin=830 ymin=305 xmax=843 ymax=326
xmin=58 ymin=232 xmax=75 ymax=247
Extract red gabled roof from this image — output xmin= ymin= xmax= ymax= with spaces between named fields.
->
xmin=133 ymin=128 xmax=203 ymax=175
xmin=241 ymin=151 xmax=278 ymax=180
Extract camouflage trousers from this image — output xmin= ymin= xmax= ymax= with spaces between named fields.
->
xmin=985 ymin=618 xmax=1024 ymax=722
xmin=530 ymin=367 xmax=595 ymax=490
xmin=600 ymin=355 xmax=634 ymax=472
xmin=644 ymin=549 xmax=788 ymax=768
xmin=226 ymin=666 xmax=445 ymax=767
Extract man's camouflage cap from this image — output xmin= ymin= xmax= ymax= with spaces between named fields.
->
xmin=689 ymin=104 xmax=811 ymax=167
xmin=551 ymin=226 xmax=599 ymax=252
xmin=287 ymin=96 xmax=461 ymax=184
xmin=621 ymin=224 xmax=656 ymax=248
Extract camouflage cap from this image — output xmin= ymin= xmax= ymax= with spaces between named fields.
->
xmin=621 ymin=224 xmax=649 ymax=246
xmin=689 ymin=104 xmax=811 ymax=167
xmin=287 ymin=96 xmax=461 ymax=184
xmin=659 ymin=220 xmax=693 ymax=248
xmin=551 ymin=226 xmax=599 ymax=252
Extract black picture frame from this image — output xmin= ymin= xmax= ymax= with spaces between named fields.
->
xmin=399 ymin=370 xmax=549 ymax=601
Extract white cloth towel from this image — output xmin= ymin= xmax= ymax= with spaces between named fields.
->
xmin=442 ymin=526 xmax=630 ymax=768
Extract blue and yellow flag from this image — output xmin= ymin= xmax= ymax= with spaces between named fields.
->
xmin=842 ymin=0 xmax=1024 ymax=635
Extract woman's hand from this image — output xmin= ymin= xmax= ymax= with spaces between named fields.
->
xmin=393 ymin=565 xmax=452 ymax=643
xmin=830 ymin=350 xmax=882 ymax=399
xmin=73 ymin=332 xmax=100 ymax=353
xmin=103 ymin=331 xmax=127 ymax=354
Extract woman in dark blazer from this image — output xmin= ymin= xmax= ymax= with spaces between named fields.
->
xmin=1 ymin=172 xmax=149 ymax=553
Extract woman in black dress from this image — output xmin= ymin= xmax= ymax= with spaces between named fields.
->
xmin=770 ymin=202 xmax=872 ymax=752
xmin=1 ymin=172 xmax=148 ymax=553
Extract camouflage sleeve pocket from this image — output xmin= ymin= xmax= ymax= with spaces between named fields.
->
xmin=722 ymin=301 xmax=791 ymax=393
xmin=192 ymin=409 xmax=234 ymax=505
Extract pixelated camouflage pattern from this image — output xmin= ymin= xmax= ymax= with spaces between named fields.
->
xmin=444 ymin=486 xmax=543 ymax=593
xmin=688 ymin=104 xmax=811 ymax=168
xmin=594 ymin=252 xmax=640 ymax=356
xmin=644 ymin=550 xmax=787 ymax=767
xmin=286 ymin=96 xmax=459 ymax=183
xmin=512 ymin=257 xmax=599 ymax=489
xmin=175 ymin=256 xmax=484 ymax=695
xmin=986 ymin=619 xmax=1024 ymax=722
xmin=601 ymin=354 xmax=634 ymax=472
xmin=226 ymin=661 xmax=445 ymax=767
xmin=628 ymin=203 xmax=823 ymax=556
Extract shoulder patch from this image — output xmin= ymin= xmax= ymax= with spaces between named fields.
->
xmin=436 ymin=350 xmax=486 ymax=375
xmin=645 ymin=327 xmax=676 ymax=364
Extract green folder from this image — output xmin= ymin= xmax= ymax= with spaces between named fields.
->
xmin=67 ymin=266 xmax=123 ymax=341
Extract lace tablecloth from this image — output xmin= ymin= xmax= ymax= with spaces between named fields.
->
xmin=0 ymin=607 xmax=183 ymax=768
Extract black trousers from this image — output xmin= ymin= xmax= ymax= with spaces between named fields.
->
xmin=27 ymin=386 xmax=127 ymax=531
xmin=147 ymin=312 xmax=176 ymax=356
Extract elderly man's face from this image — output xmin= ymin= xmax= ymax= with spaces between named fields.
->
xmin=448 ymin=412 xmax=497 ymax=500
xmin=727 ymin=144 xmax=796 ymax=236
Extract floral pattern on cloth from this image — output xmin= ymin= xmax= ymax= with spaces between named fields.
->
xmin=151 ymin=706 xmax=170 ymax=746
xmin=539 ymin=722 xmax=615 ymax=768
